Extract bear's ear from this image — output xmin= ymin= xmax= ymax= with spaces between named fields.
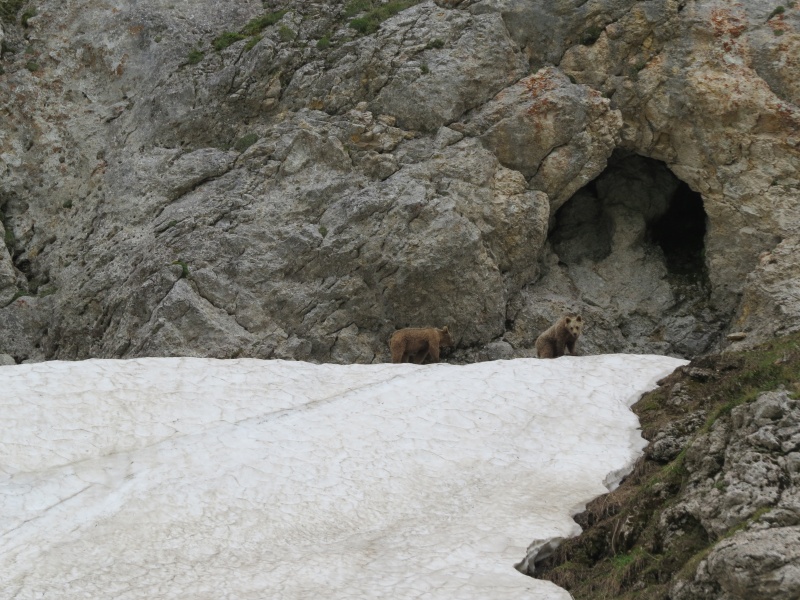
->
xmin=442 ymin=326 xmax=449 ymax=332
xmin=576 ymin=315 xmax=582 ymax=322
xmin=565 ymin=317 xmax=572 ymax=324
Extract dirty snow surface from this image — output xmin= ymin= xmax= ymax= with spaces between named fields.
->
xmin=1 ymin=354 xmax=686 ymax=599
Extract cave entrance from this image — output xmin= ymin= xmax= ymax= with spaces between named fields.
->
xmin=542 ymin=151 xmax=716 ymax=356
xmin=647 ymin=180 xmax=707 ymax=279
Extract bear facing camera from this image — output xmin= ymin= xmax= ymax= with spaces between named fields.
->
xmin=535 ymin=315 xmax=583 ymax=359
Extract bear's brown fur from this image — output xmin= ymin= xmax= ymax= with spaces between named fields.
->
xmin=535 ymin=314 xmax=583 ymax=359
xmin=390 ymin=326 xmax=454 ymax=364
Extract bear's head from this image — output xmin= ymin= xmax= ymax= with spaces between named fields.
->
xmin=565 ymin=315 xmax=583 ymax=338
xmin=438 ymin=326 xmax=454 ymax=347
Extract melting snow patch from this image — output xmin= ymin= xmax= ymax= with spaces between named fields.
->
xmin=0 ymin=354 xmax=686 ymax=599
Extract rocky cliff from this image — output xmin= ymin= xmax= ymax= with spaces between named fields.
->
xmin=1 ymin=0 xmax=798 ymax=363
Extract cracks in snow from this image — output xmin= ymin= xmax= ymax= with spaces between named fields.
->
xmin=2 ymin=483 xmax=96 ymax=539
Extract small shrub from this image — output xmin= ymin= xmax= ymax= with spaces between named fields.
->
xmin=233 ymin=133 xmax=259 ymax=152
xmin=774 ymin=28 xmax=785 ymax=35
xmin=768 ymin=6 xmax=786 ymax=20
xmin=319 ymin=225 xmax=328 ymax=237
xmin=278 ymin=25 xmax=294 ymax=42
xmin=20 ymin=7 xmax=35 ymax=27
xmin=426 ymin=38 xmax=445 ymax=49
xmin=213 ymin=31 xmax=246 ymax=51
xmin=172 ymin=260 xmax=190 ymax=279
xmin=25 ymin=60 xmax=39 ymax=72
xmin=610 ymin=549 xmax=646 ymax=570
xmin=62 ymin=199 xmax=73 ymax=209
xmin=242 ymin=10 xmax=287 ymax=35
xmin=0 ymin=0 xmax=26 ymax=24
xmin=420 ymin=63 xmax=429 ymax=74
xmin=316 ymin=35 xmax=331 ymax=50
xmin=187 ymin=49 xmax=204 ymax=64
xmin=348 ymin=0 xmax=419 ymax=35
xmin=349 ymin=17 xmax=372 ymax=34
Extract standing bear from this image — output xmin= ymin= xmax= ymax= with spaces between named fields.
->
xmin=390 ymin=326 xmax=454 ymax=364
xmin=535 ymin=314 xmax=583 ymax=358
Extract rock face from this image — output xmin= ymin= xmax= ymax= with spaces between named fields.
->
xmin=0 ymin=0 xmax=799 ymax=363
xmin=670 ymin=387 xmax=800 ymax=600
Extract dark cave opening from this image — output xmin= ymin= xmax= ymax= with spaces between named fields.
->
xmin=646 ymin=180 xmax=707 ymax=279
xmin=551 ymin=152 xmax=709 ymax=284
xmin=542 ymin=152 xmax=717 ymax=356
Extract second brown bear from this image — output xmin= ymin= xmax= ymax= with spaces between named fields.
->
xmin=535 ymin=315 xmax=583 ymax=358
xmin=390 ymin=326 xmax=454 ymax=364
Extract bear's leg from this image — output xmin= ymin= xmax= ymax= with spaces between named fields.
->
xmin=414 ymin=352 xmax=430 ymax=364
xmin=390 ymin=342 xmax=404 ymax=363
xmin=566 ymin=339 xmax=578 ymax=355
xmin=538 ymin=342 xmax=555 ymax=359
xmin=409 ymin=342 xmax=429 ymax=364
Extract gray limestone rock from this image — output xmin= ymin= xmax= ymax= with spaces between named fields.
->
xmin=673 ymin=526 xmax=800 ymax=600
xmin=0 ymin=0 xmax=798 ymax=363
xmin=663 ymin=390 xmax=800 ymax=597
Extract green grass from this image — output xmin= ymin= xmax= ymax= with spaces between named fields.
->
xmin=244 ymin=36 xmax=261 ymax=51
xmin=186 ymin=49 xmax=204 ymax=64
xmin=278 ymin=25 xmax=294 ymax=42
xmin=233 ymin=133 xmax=259 ymax=152
xmin=344 ymin=0 xmax=373 ymax=17
xmin=172 ymin=260 xmax=190 ymax=279
xmin=701 ymin=334 xmax=800 ymax=431
xmin=0 ymin=0 xmax=26 ymax=24
xmin=347 ymin=0 xmax=420 ymax=35
xmin=213 ymin=31 xmax=246 ymax=51
xmin=611 ymin=549 xmax=646 ymax=570
xmin=8 ymin=289 xmax=27 ymax=303
xmin=316 ymin=35 xmax=331 ymax=50
xmin=212 ymin=9 xmax=290 ymax=52
xmin=242 ymin=10 xmax=287 ymax=35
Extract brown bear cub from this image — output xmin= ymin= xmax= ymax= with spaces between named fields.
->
xmin=535 ymin=314 xmax=583 ymax=359
xmin=390 ymin=326 xmax=454 ymax=364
